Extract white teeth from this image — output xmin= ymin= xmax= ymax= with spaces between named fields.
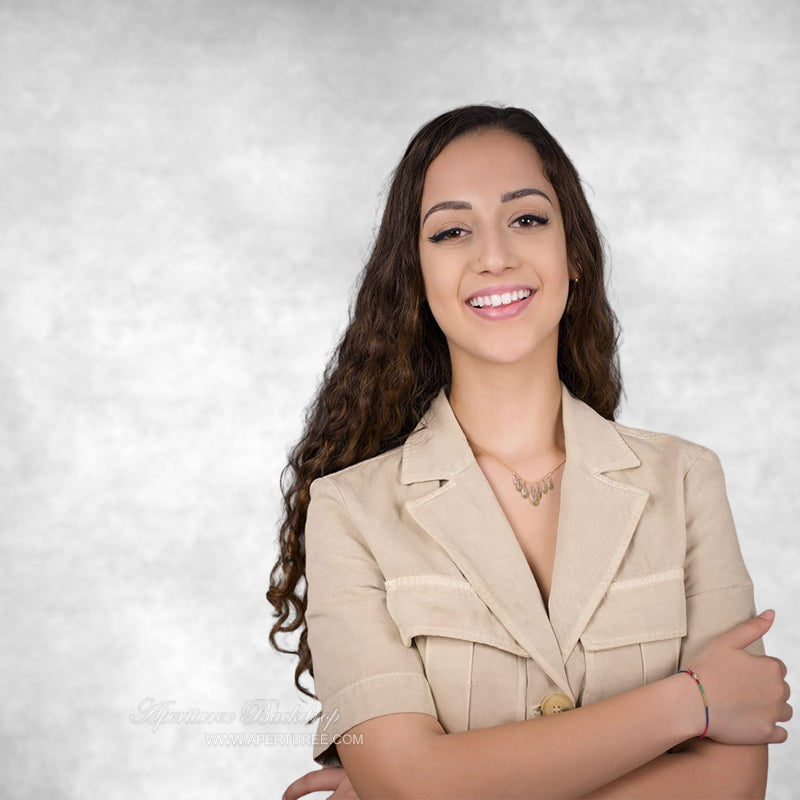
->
xmin=468 ymin=289 xmax=531 ymax=308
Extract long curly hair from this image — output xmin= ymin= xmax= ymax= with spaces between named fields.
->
xmin=267 ymin=105 xmax=622 ymax=697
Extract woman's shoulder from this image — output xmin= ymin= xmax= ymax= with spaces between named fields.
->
xmin=609 ymin=417 xmax=717 ymax=477
xmin=309 ymin=441 xmax=408 ymax=503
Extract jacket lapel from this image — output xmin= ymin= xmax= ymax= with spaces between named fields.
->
xmin=402 ymin=388 xmax=569 ymax=694
xmin=547 ymin=388 xmax=649 ymax=660
xmin=400 ymin=385 xmax=648 ymax=693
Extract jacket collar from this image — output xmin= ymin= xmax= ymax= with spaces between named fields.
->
xmin=400 ymin=383 xmax=648 ymax=698
xmin=401 ymin=383 xmax=640 ymax=484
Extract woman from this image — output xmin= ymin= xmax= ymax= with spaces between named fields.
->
xmin=269 ymin=105 xmax=791 ymax=799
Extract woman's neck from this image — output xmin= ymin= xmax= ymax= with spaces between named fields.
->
xmin=447 ymin=359 xmax=565 ymax=470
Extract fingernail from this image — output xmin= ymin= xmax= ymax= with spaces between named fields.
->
xmin=758 ymin=609 xmax=775 ymax=621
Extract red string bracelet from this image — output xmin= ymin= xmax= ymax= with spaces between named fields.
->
xmin=677 ymin=668 xmax=709 ymax=738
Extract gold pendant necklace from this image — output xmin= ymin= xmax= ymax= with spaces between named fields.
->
xmin=511 ymin=460 xmax=565 ymax=506
xmin=469 ymin=439 xmax=566 ymax=508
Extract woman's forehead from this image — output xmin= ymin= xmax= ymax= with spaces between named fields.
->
xmin=421 ymin=130 xmax=554 ymax=209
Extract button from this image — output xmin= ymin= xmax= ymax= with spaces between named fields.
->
xmin=540 ymin=692 xmax=574 ymax=716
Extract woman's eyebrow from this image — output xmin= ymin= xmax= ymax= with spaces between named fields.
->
xmin=501 ymin=187 xmax=553 ymax=205
xmin=422 ymin=188 xmax=553 ymax=224
xmin=422 ymin=200 xmax=471 ymax=224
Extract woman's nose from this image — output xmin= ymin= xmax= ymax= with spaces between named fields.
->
xmin=474 ymin=227 xmax=520 ymax=273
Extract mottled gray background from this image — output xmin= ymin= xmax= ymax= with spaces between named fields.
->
xmin=1 ymin=0 xmax=797 ymax=797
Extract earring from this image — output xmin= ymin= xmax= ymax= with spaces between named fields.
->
xmin=566 ymin=276 xmax=579 ymax=314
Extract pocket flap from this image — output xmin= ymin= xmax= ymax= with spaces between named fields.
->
xmin=581 ymin=569 xmax=687 ymax=651
xmin=385 ymin=575 xmax=528 ymax=657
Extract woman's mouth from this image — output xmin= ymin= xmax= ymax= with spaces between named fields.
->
xmin=467 ymin=288 xmax=532 ymax=308
xmin=466 ymin=288 xmax=535 ymax=319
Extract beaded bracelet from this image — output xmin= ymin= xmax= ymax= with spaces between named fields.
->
xmin=676 ymin=668 xmax=709 ymax=738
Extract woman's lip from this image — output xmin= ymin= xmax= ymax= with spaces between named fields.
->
xmin=466 ymin=290 xmax=535 ymax=320
xmin=465 ymin=283 xmax=534 ymax=302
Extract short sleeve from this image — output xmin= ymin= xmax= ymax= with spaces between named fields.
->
xmin=304 ymin=477 xmax=437 ymax=766
xmin=679 ymin=447 xmax=764 ymax=666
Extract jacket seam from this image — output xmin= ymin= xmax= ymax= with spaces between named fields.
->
xmin=607 ymin=569 xmax=684 ymax=592
xmin=611 ymin=423 xmax=666 ymax=440
xmin=397 ymin=625 xmax=527 ymax=654
xmin=386 ymin=575 xmax=473 ymax=591
xmin=584 ymin=627 xmax=686 ymax=647
xmin=328 ymin=671 xmax=431 ymax=705
xmin=684 ymin=582 xmax=753 ymax=600
xmin=683 ymin=446 xmax=711 ymax=481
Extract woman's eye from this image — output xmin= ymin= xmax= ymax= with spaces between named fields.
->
xmin=428 ymin=227 xmax=467 ymax=243
xmin=512 ymin=213 xmax=549 ymax=228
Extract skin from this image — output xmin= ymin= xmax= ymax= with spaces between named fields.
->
xmin=283 ymin=131 xmax=791 ymax=800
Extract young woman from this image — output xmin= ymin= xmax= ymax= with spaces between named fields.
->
xmin=269 ymin=105 xmax=791 ymax=799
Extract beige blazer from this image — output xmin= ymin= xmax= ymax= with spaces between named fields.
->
xmin=304 ymin=383 xmax=760 ymax=766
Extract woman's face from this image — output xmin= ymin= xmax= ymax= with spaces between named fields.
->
xmin=418 ymin=129 xmax=573 ymax=372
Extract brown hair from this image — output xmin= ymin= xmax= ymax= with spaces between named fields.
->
xmin=267 ymin=105 xmax=622 ymax=697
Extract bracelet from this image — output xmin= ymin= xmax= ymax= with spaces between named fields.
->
xmin=676 ymin=668 xmax=709 ymax=739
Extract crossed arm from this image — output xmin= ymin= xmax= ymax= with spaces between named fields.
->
xmin=333 ymin=644 xmax=775 ymax=800
xmin=291 ymin=453 xmax=788 ymax=799
xmin=285 ymin=610 xmax=785 ymax=800
xmin=284 ymin=700 xmax=767 ymax=800
xmin=580 ymin=738 xmax=767 ymax=799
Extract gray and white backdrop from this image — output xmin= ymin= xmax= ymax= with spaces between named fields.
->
xmin=1 ymin=1 xmax=798 ymax=797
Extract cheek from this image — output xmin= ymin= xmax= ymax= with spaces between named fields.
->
xmin=420 ymin=261 xmax=453 ymax=315
xmin=543 ymin=251 xmax=572 ymax=299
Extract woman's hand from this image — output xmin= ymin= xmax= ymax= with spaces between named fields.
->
xmin=282 ymin=766 xmax=360 ymax=800
xmin=685 ymin=609 xmax=792 ymax=744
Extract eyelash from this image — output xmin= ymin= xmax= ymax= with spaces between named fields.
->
xmin=513 ymin=213 xmax=550 ymax=229
xmin=428 ymin=227 xmax=467 ymax=243
xmin=427 ymin=213 xmax=550 ymax=243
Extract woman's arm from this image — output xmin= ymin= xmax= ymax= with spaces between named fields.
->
xmin=336 ymin=613 xmax=787 ymax=800
xmin=284 ymin=740 xmax=767 ymax=800
xmin=579 ymin=741 xmax=767 ymax=800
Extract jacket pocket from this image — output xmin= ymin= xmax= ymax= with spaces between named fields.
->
xmin=581 ymin=569 xmax=687 ymax=705
xmin=385 ymin=575 xmax=528 ymax=732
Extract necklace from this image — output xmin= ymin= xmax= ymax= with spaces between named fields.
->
xmin=470 ymin=442 xmax=566 ymax=507
xmin=510 ymin=459 xmax=565 ymax=506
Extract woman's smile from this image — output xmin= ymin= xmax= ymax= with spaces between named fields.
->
xmin=466 ymin=285 xmax=536 ymax=319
